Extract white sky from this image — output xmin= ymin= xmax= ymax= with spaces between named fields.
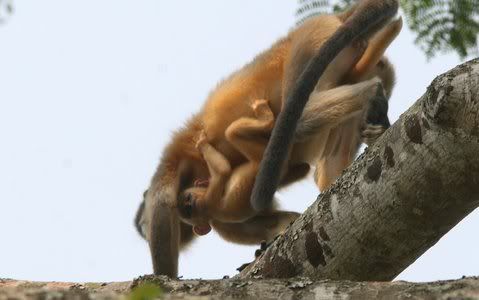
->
xmin=0 ymin=0 xmax=477 ymax=283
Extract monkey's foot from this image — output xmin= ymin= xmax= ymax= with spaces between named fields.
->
xmin=236 ymin=236 xmax=284 ymax=273
xmin=362 ymin=124 xmax=386 ymax=145
xmin=236 ymin=262 xmax=252 ymax=272
xmin=236 ymin=241 xmax=270 ymax=273
xmin=253 ymin=240 xmax=271 ymax=258
xmin=352 ymin=38 xmax=368 ymax=58
xmin=251 ymin=99 xmax=274 ymax=124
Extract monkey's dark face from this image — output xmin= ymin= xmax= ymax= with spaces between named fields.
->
xmin=177 ymin=187 xmax=211 ymax=236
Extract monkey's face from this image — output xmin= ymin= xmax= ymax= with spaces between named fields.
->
xmin=177 ymin=187 xmax=212 ymax=236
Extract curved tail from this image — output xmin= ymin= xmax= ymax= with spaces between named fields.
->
xmin=251 ymin=0 xmax=399 ymax=212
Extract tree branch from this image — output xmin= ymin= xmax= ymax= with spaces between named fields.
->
xmin=2 ymin=277 xmax=479 ymax=299
xmin=239 ymin=58 xmax=479 ymax=281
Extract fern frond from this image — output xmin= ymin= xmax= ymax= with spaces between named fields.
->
xmin=295 ymin=0 xmax=331 ymax=25
xmin=401 ymin=0 xmax=479 ymax=59
xmin=296 ymin=0 xmax=479 ymax=59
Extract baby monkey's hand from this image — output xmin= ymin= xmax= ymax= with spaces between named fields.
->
xmin=196 ymin=130 xmax=208 ymax=152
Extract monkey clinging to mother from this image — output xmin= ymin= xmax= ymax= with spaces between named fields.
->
xmin=135 ymin=0 xmax=402 ymax=277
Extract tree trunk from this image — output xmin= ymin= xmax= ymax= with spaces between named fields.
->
xmin=239 ymin=58 xmax=479 ymax=281
xmin=2 ymin=277 xmax=479 ymax=300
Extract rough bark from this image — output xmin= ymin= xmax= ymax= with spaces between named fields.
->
xmin=1 ymin=277 xmax=479 ymax=300
xmin=239 ymin=58 xmax=479 ymax=281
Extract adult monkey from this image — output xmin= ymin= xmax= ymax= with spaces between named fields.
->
xmin=251 ymin=0 xmax=399 ymax=211
xmin=140 ymin=0 xmax=400 ymax=277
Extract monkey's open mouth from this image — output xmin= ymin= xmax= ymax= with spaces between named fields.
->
xmin=193 ymin=224 xmax=211 ymax=236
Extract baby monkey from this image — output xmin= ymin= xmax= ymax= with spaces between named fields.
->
xmin=178 ymin=99 xmax=299 ymax=241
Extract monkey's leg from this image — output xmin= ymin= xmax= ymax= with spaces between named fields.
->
xmin=348 ymin=18 xmax=403 ymax=81
xmin=227 ymin=99 xmax=309 ymax=188
xmin=197 ymin=133 xmax=232 ymax=179
xmin=295 ymin=77 xmax=383 ymax=141
xmin=200 ymin=100 xmax=276 ymax=223
xmin=315 ymin=121 xmax=362 ymax=191
xmin=211 ymin=210 xmax=300 ymax=245
xmin=210 ymin=162 xmax=259 ymax=222
xmin=278 ymin=163 xmax=311 ymax=188
xmin=282 ymin=34 xmax=366 ymax=105
xmin=294 ymin=79 xmax=382 ymax=191
xmin=314 ymin=80 xmax=391 ymax=190
xmin=196 ymin=139 xmax=232 ymax=208
xmin=225 ymin=99 xmax=274 ymax=163
xmin=211 ymin=100 xmax=277 ymax=222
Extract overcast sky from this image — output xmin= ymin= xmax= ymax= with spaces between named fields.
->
xmin=0 ymin=0 xmax=477 ymax=283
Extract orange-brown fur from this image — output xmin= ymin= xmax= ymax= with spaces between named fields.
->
xmin=138 ymin=2 xmax=401 ymax=277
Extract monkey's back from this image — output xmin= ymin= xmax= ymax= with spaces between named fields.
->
xmin=200 ymin=15 xmax=343 ymax=162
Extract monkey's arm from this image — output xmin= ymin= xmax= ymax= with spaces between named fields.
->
xmin=225 ymin=99 xmax=274 ymax=163
xmin=295 ymin=79 xmax=384 ymax=190
xmin=348 ymin=17 xmax=402 ymax=82
xmin=278 ymin=163 xmax=311 ymax=188
xmin=201 ymin=100 xmax=276 ymax=223
xmin=196 ymin=134 xmax=232 ymax=205
xmin=211 ymin=210 xmax=300 ymax=245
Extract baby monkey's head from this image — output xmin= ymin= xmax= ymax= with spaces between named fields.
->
xmin=178 ymin=185 xmax=212 ymax=236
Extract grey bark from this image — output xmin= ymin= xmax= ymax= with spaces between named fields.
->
xmin=2 ymin=277 xmax=479 ymax=300
xmin=239 ymin=58 xmax=479 ymax=281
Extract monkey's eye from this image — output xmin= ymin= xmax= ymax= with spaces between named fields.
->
xmin=180 ymin=193 xmax=193 ymax=219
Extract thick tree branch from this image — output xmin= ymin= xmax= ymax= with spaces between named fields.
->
xmin=1 ymin=277 xmax=479 ymax=299
xmin=239 ymin=58 xmax=479 ymax=281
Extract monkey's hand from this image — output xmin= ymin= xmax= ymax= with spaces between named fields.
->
xmin=251 ymin=99 xmax=274 ymax=123
xmin=362 ymin=82 xmax=390 ymax=145
xmin=194 ymin=179 xmax=209 ymax=187
xmin=196 ymin=130 xmax=208 ymax=152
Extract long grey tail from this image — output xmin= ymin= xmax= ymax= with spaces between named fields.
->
xmin=250 ymin=0 xmax=399 ymax=212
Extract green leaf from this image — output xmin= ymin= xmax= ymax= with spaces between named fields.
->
xmin=296 ymin=0 xmax=479 ymax=59
xmin=128 ymin=283 xmax=163 ymax=300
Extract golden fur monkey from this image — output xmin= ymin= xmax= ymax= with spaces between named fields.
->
xmin=178 ymin=18 xmax=403 ymax=229
xmin=136 ymin=0 xmax=400 ymax=277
